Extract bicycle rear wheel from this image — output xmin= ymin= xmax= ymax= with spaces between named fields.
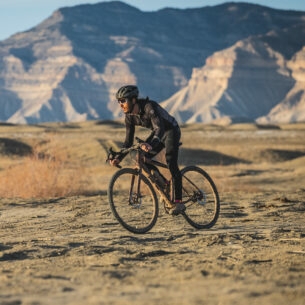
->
xmin=181 ymin=166 xmax=220 ymax=229
xmin=108 ymin=168 xmax=158 ymax=234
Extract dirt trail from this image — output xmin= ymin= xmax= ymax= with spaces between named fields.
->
xmin=0 ymin=122 xmax=305 ymax=304
xmin=0 ymin=190 xmax=304 ymax=305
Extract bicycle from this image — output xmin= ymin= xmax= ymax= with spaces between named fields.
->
xmin=107 ymin=137 xmax=220 ymax=234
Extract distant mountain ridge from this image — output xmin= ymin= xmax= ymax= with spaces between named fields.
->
xmin=162 ymin=23 xmax=305 ymax=124
xmin=0 ymin=1 xmax=305 ymax=124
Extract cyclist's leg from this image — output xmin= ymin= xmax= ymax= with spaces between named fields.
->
xmin=163 ymin=127 xmax=182 ymax=201
xmin=144 ymin=142 xmax=164 ymax=173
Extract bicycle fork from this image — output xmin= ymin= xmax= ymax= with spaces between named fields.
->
xmin=128 ymin=172 xmax=142 ymax=207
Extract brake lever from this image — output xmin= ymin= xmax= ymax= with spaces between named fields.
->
xmin=106 ymin=147 xmax=122 ymax=169
xmin=106 ymin=147 xmax=116 ymax=163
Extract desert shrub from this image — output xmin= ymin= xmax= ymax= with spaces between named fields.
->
xmin=0 ymin=142 xmax=87 ymax=199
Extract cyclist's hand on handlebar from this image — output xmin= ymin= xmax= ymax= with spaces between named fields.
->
xmin=140 ymin=143 xmax=152 ymax=152
xmin=109 ymin=158 xmax=121 ymax=167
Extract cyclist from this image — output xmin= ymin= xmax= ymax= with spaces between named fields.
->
xmin=110 ymin=85 xmax=185 ymax=215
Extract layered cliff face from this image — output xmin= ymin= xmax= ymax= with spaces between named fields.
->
xmin=0 ymin=11 xmax=114 ymax=123
xmin=0 ymin=1 xmax=305 ymax=124
xmin=257 ymin=45 xmax=305 ymax=123
xmin=162 ymin=24 xmax=305 ymax=124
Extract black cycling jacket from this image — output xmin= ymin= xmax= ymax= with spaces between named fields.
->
xmin=123 ymin=97 xmax=179 ymax=149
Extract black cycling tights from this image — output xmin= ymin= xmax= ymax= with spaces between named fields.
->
xmin=146 ymin=127 xmax=182 ymax=201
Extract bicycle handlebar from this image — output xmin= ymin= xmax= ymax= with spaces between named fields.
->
xmin=106 ymin=137 xmax=145 ymax=168
xmin=120 ymin=137 xmax=143 ymax=154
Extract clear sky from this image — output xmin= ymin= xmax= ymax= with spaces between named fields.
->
xmin=0 ymin=0 xmax=305 ymax=41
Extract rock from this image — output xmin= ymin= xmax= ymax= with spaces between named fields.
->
xmin=0 ymin=2 xmax=305 ymax=124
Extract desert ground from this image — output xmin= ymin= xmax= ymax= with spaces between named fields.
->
xmin=0 ymin=121 xmax=304 ymax=305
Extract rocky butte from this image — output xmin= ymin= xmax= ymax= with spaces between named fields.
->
xmin=0 ymin=1 xmax=305 ymax=124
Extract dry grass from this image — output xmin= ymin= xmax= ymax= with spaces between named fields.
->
xmin=1 ymin=121 xmax=305 ymax=199
xmin=0 ymin=139 xmax=88 ymax=199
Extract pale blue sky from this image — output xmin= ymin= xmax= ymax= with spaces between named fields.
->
xmin=0 ymin=0 xmax=305 ymax=41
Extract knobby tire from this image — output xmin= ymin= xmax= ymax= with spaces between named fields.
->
xmin=181 ymin=166 xmax=220 ymax=229
xmin=108 ymin=168 xmax=158 ymax=234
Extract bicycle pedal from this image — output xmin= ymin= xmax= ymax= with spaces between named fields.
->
xmin=168 ymin=203 xmax=186 ymax=216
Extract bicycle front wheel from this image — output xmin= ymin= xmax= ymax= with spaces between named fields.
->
xmin=108 ymin=168 xmax=158 ymax=234
xmin=181 ymin=166 xmax=220 ymax=229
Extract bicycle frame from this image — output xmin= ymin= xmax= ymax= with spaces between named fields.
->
xmin=107 ymin=139 xmax=220 ymax=232
xmin=107 ymin=138 xmax=207 ymax=208
xmin=133 ymin=148 xmax=174 ymax=206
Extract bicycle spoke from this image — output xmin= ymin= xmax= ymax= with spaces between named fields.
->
xmin=108 ymin=168 xmax=158 ymax=234
xmin=181 ymin=166 xmax=220 ymax=229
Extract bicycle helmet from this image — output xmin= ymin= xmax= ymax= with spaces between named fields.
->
xmin=116 ymin=85 xmax=139 ymax=100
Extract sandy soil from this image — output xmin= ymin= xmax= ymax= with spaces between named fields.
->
xmin=0 ymin=122 xmax=305 ymax=305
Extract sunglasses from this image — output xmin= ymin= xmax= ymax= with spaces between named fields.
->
xmin=118 ymin=98 xmax=128 ymax=104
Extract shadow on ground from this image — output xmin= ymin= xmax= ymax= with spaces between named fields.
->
xmin=259 ymin=149 xmax=305 ymax=162
xmin=0 ymin=138 xmax=32 ymax=156
xmin=179 ymin=148 xmax=248 ymax=166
